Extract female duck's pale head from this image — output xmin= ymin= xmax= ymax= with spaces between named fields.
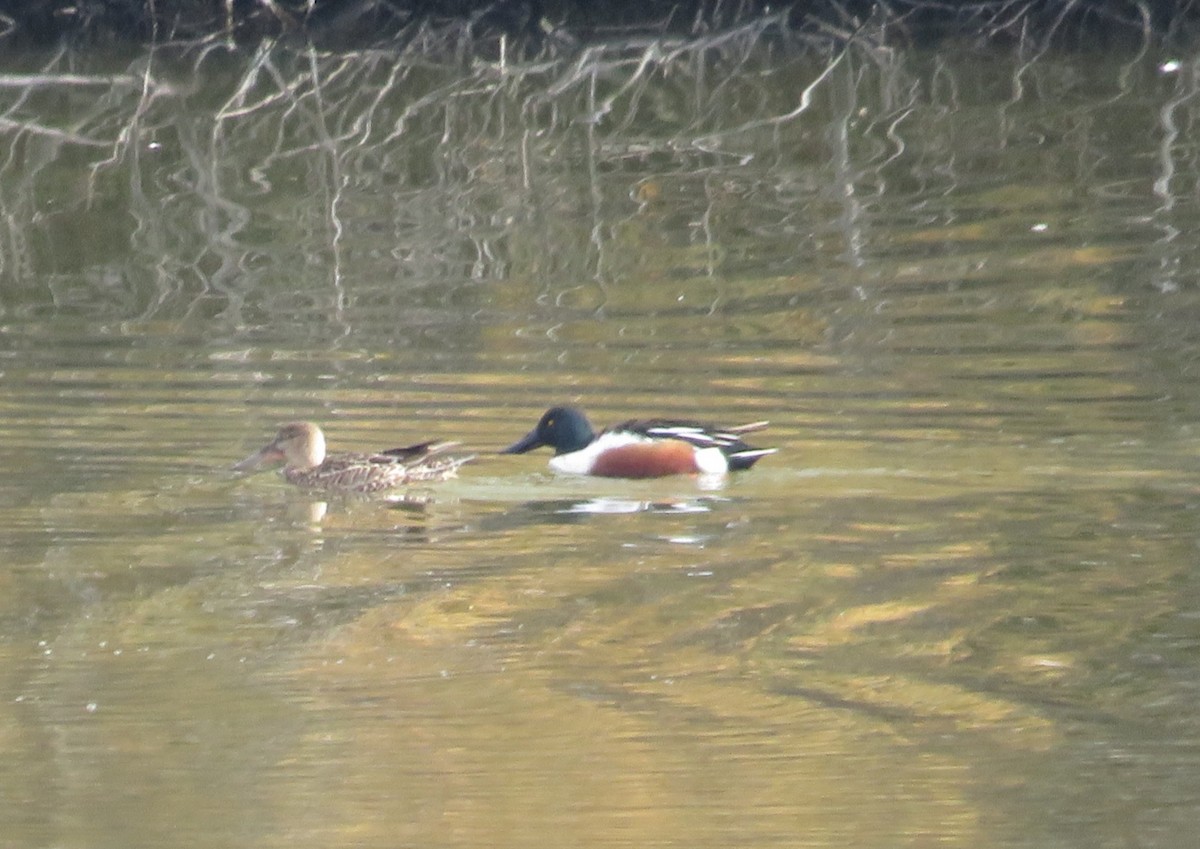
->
xmin=234 ymin=422 xmax=327 ymax=472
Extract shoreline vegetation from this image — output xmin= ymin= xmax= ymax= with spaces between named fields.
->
xmin=0 ymin=0 xmax=1197 ymax=51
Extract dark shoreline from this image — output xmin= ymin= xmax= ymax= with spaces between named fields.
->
xmin=1 ymin=0 xmax=1196 ymax=51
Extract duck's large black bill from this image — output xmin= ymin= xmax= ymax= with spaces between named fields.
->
xmin=501 ymin=429 xmax=543 ymax=454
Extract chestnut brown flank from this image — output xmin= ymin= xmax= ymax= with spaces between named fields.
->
xmin=588 ymin=442 xmax=701 ymax=478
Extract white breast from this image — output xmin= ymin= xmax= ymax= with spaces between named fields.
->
xmin=548 ymin=431 xmax=648 ymax=475
xmin=546 ymin=431 xmax=731 ymax=475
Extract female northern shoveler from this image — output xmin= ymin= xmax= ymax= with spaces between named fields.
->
xmin=233 ymin=421 xmax=472 ymax=493
xmin=501 ymin=405 xmax=776 ymax=478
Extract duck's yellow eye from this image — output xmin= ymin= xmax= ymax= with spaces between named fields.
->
xmin=546 ymin=418 xmax=555 ymax=427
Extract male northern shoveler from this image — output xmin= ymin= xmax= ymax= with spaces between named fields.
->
xmin=233 ymin=421 xmax=472 ymax=493
xmin=501 ymin=405 xmax=776 ymax=478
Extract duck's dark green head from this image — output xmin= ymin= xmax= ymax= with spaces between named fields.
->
xmin=502 ymin=405 xmax=596 ymax=456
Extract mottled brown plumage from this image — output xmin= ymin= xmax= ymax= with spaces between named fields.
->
xmin=234 ymin=422 xmax=471 ymax=493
